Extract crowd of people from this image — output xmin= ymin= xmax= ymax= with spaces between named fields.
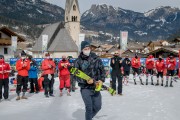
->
xmin=0 ymin=51 xmax=77 ymax=101
xmin=110 ymin=52 xmax=178 ymax=96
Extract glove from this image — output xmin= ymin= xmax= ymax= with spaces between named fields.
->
xmin=48 ymin=74 xmax=52 ymax=80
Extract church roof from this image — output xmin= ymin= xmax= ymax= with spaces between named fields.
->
xmin=32 ymin=22 xmax=78 ymax=52
xmin=65 ymin=0 xmax=80 ymax=13
xmin=48 ymin=28 xmax=78 ymax=52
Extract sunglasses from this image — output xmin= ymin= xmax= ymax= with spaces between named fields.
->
xmin=0 ymin=58 xmax=3 ymax=59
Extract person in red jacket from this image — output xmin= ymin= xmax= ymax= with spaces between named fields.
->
xmin=16 ymin=51 xmax=30 ymax=100
xmin=0 ymin=55 xmax=11 ymax=101
xmin=145 ymin=55 xmax=155 ymax=85
xmin=165 ymin=54 xmax=176 ymax=87
xmin=58 ymin=55 xmax=71 ymax=96
xmin=131 ymin=54 xmax=144 ymax=85
xmin=155 ymin=55 xmax=165 ymax=86
xmin=41 ymin=52 xmax=56 ymax=97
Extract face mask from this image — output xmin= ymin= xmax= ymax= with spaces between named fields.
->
xmin=135 ymin=56 xmax=138 ymax=59
xmin=0 ymin=59 xmax=4 ymax=63
xmin=21 ymin=57 xmax=26 ymax=60
xmin=83 ymin=50 xmax=91 ymax=56
xmin=159 ymin=58 xmax=162 ymax=61
xmin=62 ymin=58 xmax=66 ymax=61
xmin=46 ymin=56 xmax=50 ymax=59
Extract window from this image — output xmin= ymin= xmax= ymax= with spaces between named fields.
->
xmin=72 ymin=16 xmax=77 ymax=22
xmin=72 ymin=16 xmax=74 ymax=21
xmin=4 ymin=48 xmax=8 ymax=54
xmin=73 ymin=5 xmax=76 ymax=11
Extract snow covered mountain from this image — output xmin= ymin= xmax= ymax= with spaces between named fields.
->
xmin=81 ymin=4 xmax=180 ymax=41
xmin=0 ymin=0 xmax=64 ymax=24
xmin=0 ymin=0 xmax=64 ymax=40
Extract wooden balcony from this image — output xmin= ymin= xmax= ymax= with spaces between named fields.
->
xmin=0 ymin=38 xmax=11 ymax=45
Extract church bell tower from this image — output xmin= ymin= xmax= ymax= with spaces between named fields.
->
xmin=65 ymin=0 xmax=80 ymax=46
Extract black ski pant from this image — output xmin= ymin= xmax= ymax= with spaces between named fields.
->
xmin=43 ymin=74 xmax=54 ymax=95
xmin=111 ymin=71 xmax=123 ymax=94
xmin=0 ymin=78 xmax=9 ymax=99
xmin=16 ymin=75 xmax=28 ymax=95
xmin=81 ymin=88 xmax=102 ymax=120
xmin=70 ymin=74 xmax=76 ymax=91
xmin=29 ymin=78 xmax=39 ymax=92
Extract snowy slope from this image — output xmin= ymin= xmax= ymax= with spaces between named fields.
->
xmin=0 ymin=76 xmax=180 ymax=120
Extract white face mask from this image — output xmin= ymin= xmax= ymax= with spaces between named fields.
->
xmin=21 ymin=57 xmax=26 ymax=60
xmin=46 ymin=56 xmax=50 ymax=59
xmin=83 ymin=50 xmax=91 ymax=56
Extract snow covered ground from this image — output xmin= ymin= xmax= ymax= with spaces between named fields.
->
xmin=0 ymin=75 xmax=180 ymax=120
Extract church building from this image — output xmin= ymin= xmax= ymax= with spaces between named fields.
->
xmin=32 ymin=0 xmax=80 ymax=58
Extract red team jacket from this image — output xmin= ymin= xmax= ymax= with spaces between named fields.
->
xmin=58 ymin=60 xmax=70 ymax=76
xmin=166 ymin=57 xmax=176 ymax=70
xmin=0 ymin=60 xmax=11 ymax=79
xmin=146 ymin=55 xmax=155 ymax=69
xmin=156 ymin=59 xmax=165 ymax=72
xmin=131 ymin=57 xmax=141 ymax=68
xmin=16 ymin=59 xmax=30 ymax=77
xmin=41 ymin=59 xmax=56 ymax=75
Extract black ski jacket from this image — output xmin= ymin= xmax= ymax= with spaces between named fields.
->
xmin=122 ymin=58 xmax=131 ymax=71
xmin=110 ymin=56 xmax=123 ymax=74
xmin=74 ymin=52 xmax=105 ymax=89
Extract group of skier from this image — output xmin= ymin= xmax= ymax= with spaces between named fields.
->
xmin=110 ymin=52 xmax=177 ymax=96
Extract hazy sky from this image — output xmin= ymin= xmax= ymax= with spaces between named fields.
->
xmin=46 ymin=0 xmax=180 ymax=13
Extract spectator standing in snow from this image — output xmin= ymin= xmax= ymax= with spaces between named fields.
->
xmin=16 ymin=51 xmax=30 ymax=100
xmin=58 ymin=55 xmax=71 ymax=96
xmin=28 ymin=56 xmax=39 ymax=93
xmin=0 ymin=55 xmax=11 ymax=101
xmin=41 ymin=53 xmax=56 ymax=97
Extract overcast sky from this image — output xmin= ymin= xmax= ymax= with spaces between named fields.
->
xmin=46 ymin=0 xmax=180 ymax=13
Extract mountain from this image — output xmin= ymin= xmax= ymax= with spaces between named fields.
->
xmin=0 ymin=0 xmax=64 ymax=24
xmin=81 ymin=4 xmax=180 ymax=41
xmin=0 ymin=0 xmax=64 ymax=40
xmin=0 ymin=1 xmax=180 ymax=42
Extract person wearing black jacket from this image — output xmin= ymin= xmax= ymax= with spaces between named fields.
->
xmin=110 ymin=52 xmax=123 ymax=95
xmin=122 ymin=55 xmax=131 ymax=85
xmin=74 ymin=41 xmax=105 ymax=120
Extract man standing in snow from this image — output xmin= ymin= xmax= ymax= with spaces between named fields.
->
xmin=68 ymin=57 xmax=76 ymax=92
xmin=165 ymin=54 xmax=176 ymax=87
xmin=155 ymin=55 xmax=165 ymax=86
xmin=131 ymin=53 xmax=144 ymax=85
xmin=122 ymin=55 xmax=131 ymax=85
xmin=41 ymin=53 xmax=56 ymax=97
xmin=0 ymin=55 xmax=11 ymax=101
xmin=16 ymin=51 xmax=30 ymax=100
xmin=58 ymin=55 xmax=71 ymax=96
xmin=145 ymin=55 xmax=155 ymax=85
xmin=110 ymin=52 xmax=123 ymax=95
xmin=74 ymin=41 xmax=105 ymax=120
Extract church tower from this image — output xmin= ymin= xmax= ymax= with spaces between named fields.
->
xmin=65 ymin=0 xmax=80 ymax=46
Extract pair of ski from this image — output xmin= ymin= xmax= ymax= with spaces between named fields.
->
xmin=69 ymin=67 xmax=116 ymax=96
